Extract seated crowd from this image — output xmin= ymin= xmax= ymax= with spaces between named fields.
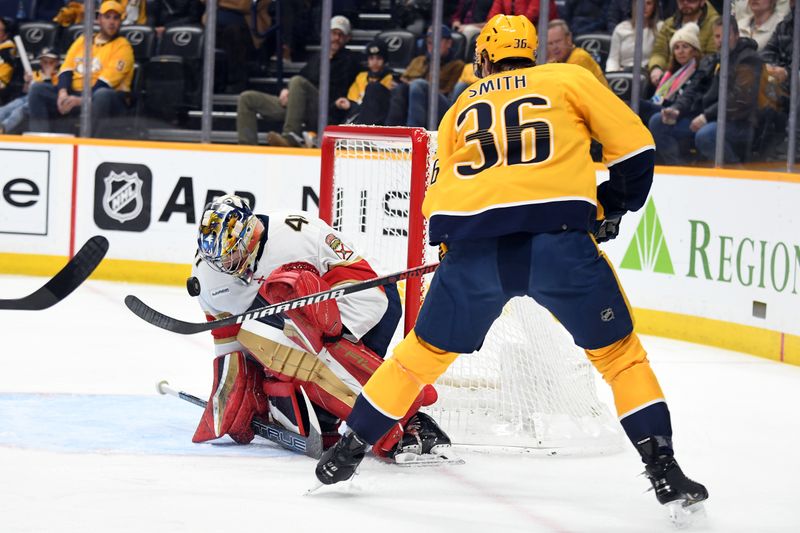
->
xmin=0 ymin=0 xmax=796 ymax=165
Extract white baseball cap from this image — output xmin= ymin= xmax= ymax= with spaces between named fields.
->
xmin=331 ymin=15 xmax=351 ymax=36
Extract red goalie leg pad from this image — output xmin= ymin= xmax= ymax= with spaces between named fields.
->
xmin=323 ymin=337 xmax=385 ymax=385
xmin=263 ymin=380 xmax=306 ymax=436
xmin=372 ymin=393 xmax=426 ymax=457
xmin=260 ymin=265 xmax=343 ymax=354
xmin=192 ymin=352 xmax=268 ymax=444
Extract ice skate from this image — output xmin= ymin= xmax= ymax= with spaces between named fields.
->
xmin=315 ymin=430 xmax=368 ymax=485
xmin=636 ymin=436 xmax=708 ymax=527
xmin=392 ymin=412 xmax=464 ymax=466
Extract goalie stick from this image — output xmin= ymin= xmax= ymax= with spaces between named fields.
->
xmin=126 ymin=262 xmax=439 ymax=335
xmin=156 ymin=380 xmax=324 ymax=459
xmin=0 ymin=235 xmax=109 ymax=310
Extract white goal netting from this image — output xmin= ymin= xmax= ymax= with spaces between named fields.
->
xmin=321 ymin=126 xmax=622 ymax=454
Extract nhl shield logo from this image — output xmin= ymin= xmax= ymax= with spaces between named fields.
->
xmin=94 ymin=163 xmax=152 ymax=231
xmin=103 ymin=171 xmax=143 ymax=223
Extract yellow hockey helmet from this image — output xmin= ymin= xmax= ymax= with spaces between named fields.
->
xmin=474 ymin=14 xmax=537 ymax=73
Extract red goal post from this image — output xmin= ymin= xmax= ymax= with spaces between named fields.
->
xmin=319 ymin=125 xmax=434 ymax=335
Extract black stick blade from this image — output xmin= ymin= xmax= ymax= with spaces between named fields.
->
xmin=0 ymin=235 xmax=109 ymax=310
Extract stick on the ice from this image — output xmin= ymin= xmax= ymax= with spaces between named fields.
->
xmin=0 ymin=236 xmax=109 ymax=310
xmin=126 ymin=262 xmax=438 ymax=335
xmin=156 ymin=380 xmax=324 ymax=459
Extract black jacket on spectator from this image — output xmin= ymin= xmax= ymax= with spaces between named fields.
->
xmin=673 ymin=37 xmax=762 ymax=124
xmin=151 ymin=0 xmax=204 ymax=27
xmin=760 ymin=10 xmax=793 ymax=109
xmin=564 ymin=0 xmax=610 ymax=36
xmin=299 ymin=48 xmax=361 ymax=122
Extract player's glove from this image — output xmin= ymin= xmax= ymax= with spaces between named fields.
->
xmin=594 ymin=217 xmax=622 ymax=243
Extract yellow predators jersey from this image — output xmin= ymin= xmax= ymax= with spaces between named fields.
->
xmin=423 ymin=62 xmax=654 ymax=245
xmin=60 ymin=34 xmax=134 ymax=92
xmin=346 ymin=70 xmax=394 ymax=103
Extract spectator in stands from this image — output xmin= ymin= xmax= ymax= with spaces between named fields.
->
xmin=384 ymin=25 xmax=465 ymax=127
xmin=757 ymin=0 xmax=794 ymax=156
xmin=151 ymin=0 xmax=204 ymax=38
xmin=32 ymin=0 xmax=66 ymax=21
xmin=735 ymin=0 xmax=789 ymax=21
xmin=563 ymin=0 xmax=609 ymax=35
xmin=760 ymin=0 xmax=793 ymax=113
xmin=650 ymin=17 xmax=761 ymax=164
xmin=0 ymin=17 xmax=16 ymax=101
xmin=0 ymin=48 xmax=59 ymax=134
xmin=53 ymin=2 xmax=87 ymax=27
xmin=335 ymin=40 xmax=395 ymax=125
xmin=737 ymin=0 xmax=782 ymax=50
xmin=451 ymin=62 xmax=479 ymax=101
xmin=119 ymin=0 xmax=147 ymax=24
xmin=547 ymin=19 xmax=609 ymax=86
xmin=236 ymin=15 xmax=360 ymax=146
xmin=607 ymin=0 xmax=662 ymax=72
xmin=648 ymin=0 xmax=718 ymax=87
xmin=486 ymin=0 xmax=559 ymax=25
xmin=608 ymin=0 xmax=675 ymax=31
xmin=451 ymin=0 xmax=494 ymax=40
xmin=202 ymin=0 xmax=271 ymax=94
xmin=639 ymin=22 xmax=701 ymax=123
xmin=27 ymin=1 xmax=134 ymax=136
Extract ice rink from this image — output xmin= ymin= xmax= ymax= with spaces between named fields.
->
xmin=1 ymin=274 xmax=799 ymax=533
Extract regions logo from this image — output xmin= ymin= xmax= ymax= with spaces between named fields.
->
xmin=93 ymin=163 xmax=152 ymax=231
xmin=325 ymin=233 xmax=353 ymax=261
xmin=620 ymin=198 xmax=675 ymax=274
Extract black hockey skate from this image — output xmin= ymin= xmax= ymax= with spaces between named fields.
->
xmin=395 ymin=412 xmax=452 ymax=456
xmin=315 ymin=431 xmax=368 ymax=485
xmin=636 ymin=436 xmax=708 ymax=526
xmin=390 ymin=412 xmax=463 ymax=466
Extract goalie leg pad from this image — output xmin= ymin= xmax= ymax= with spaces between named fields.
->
xmin=585 ymin=332 xmax=665 ymax=417
xmin=193 ymin=352 xmax=268 ymax=444
xmin=263 ymin=379 xmax=306 ymax=436
xmin=259 ymin=266 xmax=342 ymax=354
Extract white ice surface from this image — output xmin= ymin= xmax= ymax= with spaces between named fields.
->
xmin=1 ymin=275 xmax=799 ymax=533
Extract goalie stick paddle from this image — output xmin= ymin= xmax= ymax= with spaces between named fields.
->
xmin=126 ymin=262 xmax=439 ymax=335
xmin=0 ymin=235 xmax=109 ymax=311
xmin=156 ymin=380 xmax=324 ymax=459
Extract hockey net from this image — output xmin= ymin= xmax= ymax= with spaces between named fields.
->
xmin=319 ymin=125 xmax=622 ymax=454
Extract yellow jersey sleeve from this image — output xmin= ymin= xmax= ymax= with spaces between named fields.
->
xmin=346 ymin=72 xmax=367 ymax=102
xmin=60 ymin=36 xmax=83 ymax=75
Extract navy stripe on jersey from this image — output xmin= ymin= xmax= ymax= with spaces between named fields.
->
xmin=427 ymin=199 xmax=597 ymax=245
xmin=347 ymin=394 xmax=399 ymax=444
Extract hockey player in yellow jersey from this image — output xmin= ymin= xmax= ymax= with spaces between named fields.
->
xmin=316 ymin=13 xmax=707 ymax=523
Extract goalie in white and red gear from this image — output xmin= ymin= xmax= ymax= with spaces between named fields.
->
xmin=191 ymin=194 xmax=444 ymax=456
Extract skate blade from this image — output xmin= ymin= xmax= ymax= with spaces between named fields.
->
xmin=666 ymin=500 xmax=707 ymax=529
xmin=392 ymin=450 xmax=465 ymax=467
xmin=304 ymin=481 xmax=325 ymax=496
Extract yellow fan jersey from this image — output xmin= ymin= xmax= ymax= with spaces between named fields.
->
xmin=422 ymin=62 xmax=654 ymax=245
xmin=60 ymin=34 xmax=134 ymax=92
xmin=0 ymin=40 xmax=16 ymax=87
xmin=346 ymin=70 xmax=394 ymax=103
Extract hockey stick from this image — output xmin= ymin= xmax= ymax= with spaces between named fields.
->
xmin=126 ymin=262 xmax=439 ymax=335
xmin=156 ymin=380 xmax=324 ymax=459
xmin=0 ymin=235 xmax=109 ymax=310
